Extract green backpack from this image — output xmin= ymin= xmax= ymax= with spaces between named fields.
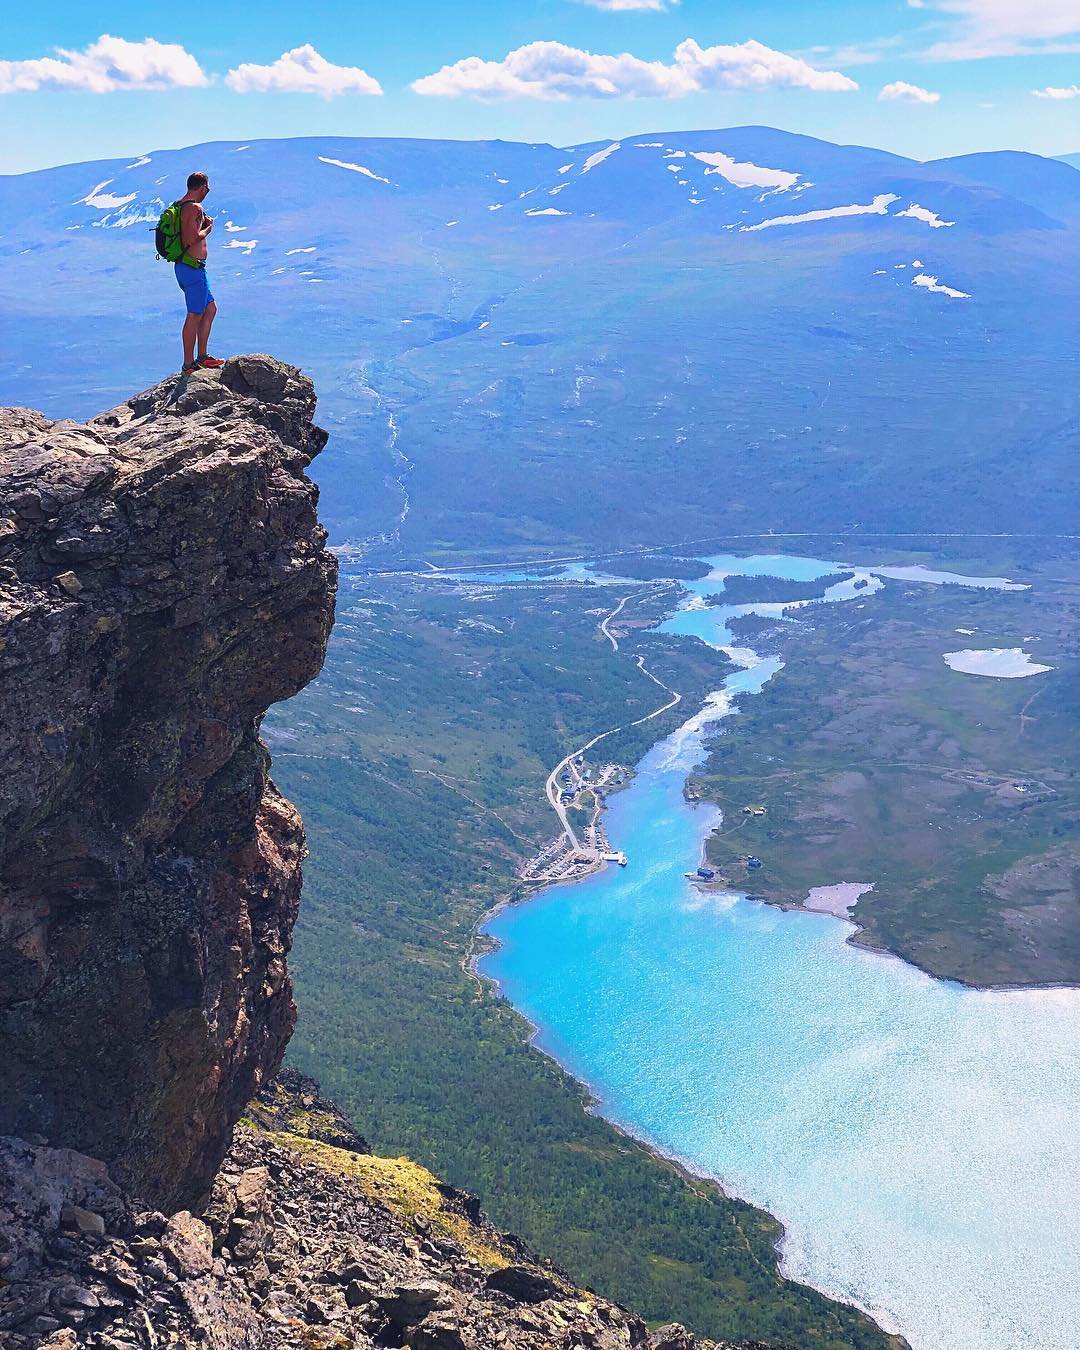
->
xmin=153 ymin=201 xmax=192 ymax=264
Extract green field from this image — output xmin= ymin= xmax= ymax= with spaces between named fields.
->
xmin=699 ymin=554 xmax=1079 ymax=987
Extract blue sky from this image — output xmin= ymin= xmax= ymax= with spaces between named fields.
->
xmin=2 ymin=1 xmax=1078 ymax=173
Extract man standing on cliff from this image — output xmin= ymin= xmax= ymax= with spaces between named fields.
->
xmin=175 ymin=172 xmax=224 ymax=373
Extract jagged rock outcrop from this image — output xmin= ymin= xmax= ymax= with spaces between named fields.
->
xmin=0 ymin=1073 xmax=765 ymax=1350
xmin=0 ymin=355 xmax=337 ymax=1211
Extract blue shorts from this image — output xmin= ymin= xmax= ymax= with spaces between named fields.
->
xmin=175 ymin=261 xmax=214 ymax=315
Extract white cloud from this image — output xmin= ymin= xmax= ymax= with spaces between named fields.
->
xmin=1033 ymin=83 xmax=1080 ymax=98
xmin=225 ymin=44 xmax=382 ymax=97
xmin=412 ymin=38 xmax=856 ymax=100
xmin=0 ymin=34 xmax=207 ymax=94
xmin=680 ymin=38 xmax=858 ymax=91
xmin=915 ymin=0 xmax=1080 ymax=59
xmin=880 ymin=80 xmax=940 ymax=103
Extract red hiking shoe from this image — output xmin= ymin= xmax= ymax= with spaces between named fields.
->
xmin=197 ymin=355 xmax=225 ymax=369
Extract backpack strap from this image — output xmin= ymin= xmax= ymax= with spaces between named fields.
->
xmin=175 ymin=199 xmax=203 ymax=269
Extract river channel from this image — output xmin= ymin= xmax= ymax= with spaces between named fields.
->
xmin=474 ymin=553 xmax=1080 ymax=1350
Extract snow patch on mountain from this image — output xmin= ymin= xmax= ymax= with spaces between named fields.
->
xmin=77 ymin=180 xmax=138 ymax=210
xmin=317 ymin=156 xmax=391 ymax=185
xmin=897 ymin=203 xmax=955 ymax=228
xmin=744 ymin=193 xmax=899 ymax=231
xmin=581 ymin=143 xmax=620 ymax=175
xmin=913 ymin=272 xmax=970 ymax=298
xmin=944 ymin=648 xmax=1050 ymax=677
xmin=94 ymin=201 xmax=164 ymax=229
xmin=690 ymin=151 xmax=799 ymax=190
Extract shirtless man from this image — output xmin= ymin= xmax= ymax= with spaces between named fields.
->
xmin=174 ymin=172 xmax=223 ymax=372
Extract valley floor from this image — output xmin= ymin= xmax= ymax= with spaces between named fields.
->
xmin=268 ymin=564 xmax=894 ymax=1348
xmin=268 ymin=536 xmax=1075 ymax=1348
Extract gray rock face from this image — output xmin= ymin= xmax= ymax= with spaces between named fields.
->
xmin=0 ymin=355 xmax=337 ymax=1211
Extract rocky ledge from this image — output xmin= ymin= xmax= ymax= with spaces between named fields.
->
xmin=0 ymin=356 xmax=337 ymax=1212
xmin=0 ymin=1072 xmax=768 ymax=1350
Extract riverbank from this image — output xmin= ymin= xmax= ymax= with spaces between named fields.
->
xmin=476 ymin=550 xmax=1080 ymax=1350
xmin=472 ymin=925 xmax=912 ymax=1350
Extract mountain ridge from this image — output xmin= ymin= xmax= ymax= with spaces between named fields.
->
xmin=3 ymin=126 xmax=1076 ymax=564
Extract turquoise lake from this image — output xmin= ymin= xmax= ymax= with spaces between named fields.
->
xmin=477 ymin=554 xmax=1080 ymax=1350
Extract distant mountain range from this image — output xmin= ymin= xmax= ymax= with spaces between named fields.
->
xmin=2 ymin=127 xmax=1077 ymax=555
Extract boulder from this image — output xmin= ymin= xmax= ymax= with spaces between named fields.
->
xmin=161 ymin=1212 xmax=214 ymax=1278
xmin=485 ymin=1263 xmax=563 ymax=1304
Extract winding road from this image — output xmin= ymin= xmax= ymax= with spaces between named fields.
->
xmin=544 ymin=588 xmax=682 ymax=852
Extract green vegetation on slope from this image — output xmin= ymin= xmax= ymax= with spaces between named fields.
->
xmin=700 ymin=558 xmax=1079 ymax=987
xmin=267 ymin=571 xmax=891 ymax=1348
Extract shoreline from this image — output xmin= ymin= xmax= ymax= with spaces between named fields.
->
xmin=684 ymin=829 xmax=1080 ymax=995
xmin=459 ymin=561 xmax=1069 ymax=1350
xmin=469 ymin=897 xmax=911 ymax=1350
xmin=449 ymin=547 xmax=1076 ymax=1350
xmin=458 ymin=652 xmax=911 ymax=1343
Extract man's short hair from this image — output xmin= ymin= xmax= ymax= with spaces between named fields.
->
xmin=187 ymin=171 xmax=209 ymax=190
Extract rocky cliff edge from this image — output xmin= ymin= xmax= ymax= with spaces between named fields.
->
xmin=0 ymin=1072 xmax=755 ymax=1350
xmin=0 ymin=355 xmax=337 ymax=1211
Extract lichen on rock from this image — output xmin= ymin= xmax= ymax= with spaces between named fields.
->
xmin=0 ymin=355 xmax=337 ymax=1211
